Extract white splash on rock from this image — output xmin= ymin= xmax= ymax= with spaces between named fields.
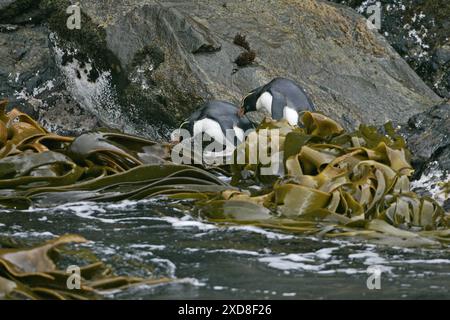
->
xmin=50 ymin=33 xmax=125 ymax=132
xmin=151 ymin=258 xmax=177 ymax=277
xmin=411 ymin=163 xmax=449 ymax=206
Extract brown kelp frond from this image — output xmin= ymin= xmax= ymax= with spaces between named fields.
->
xmin=218 ymin=111 xmax=448 ymax=242
xmin=0 ymin=235 xmax=173 ymax=300
xmin=0 ymin=100 xmax=72 ymax=155
xmin=440 ymin=181 xmax=450 ymax=199
xmin=0 ymin=100 xmax=448 ymax=245
xmin=0 ymin=100 xmax=227 ymax=208
xmin=234 ymin=50 xmax=256 ymax=67
xmin=233 ymin=33 xmax=251 ymax=51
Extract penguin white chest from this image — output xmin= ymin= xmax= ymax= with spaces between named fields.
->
xmin=193 ymin=118 xmax=225 ymax=143
xmin=256 ymin=92 xmax=273 ymax=115
xmin=283 ymin=107 xmax=299 ymax=126
xmin=233 ymin=126 xmax=245 ymax=143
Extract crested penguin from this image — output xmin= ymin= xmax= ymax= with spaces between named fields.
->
xmin=240 ymin=77 xmax=315 ymax=126
xmin=180 ymin=100 xmax=253 ymax=147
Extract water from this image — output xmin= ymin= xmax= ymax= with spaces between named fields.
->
xmin=0 ymin=199 xmax=449 ymax=299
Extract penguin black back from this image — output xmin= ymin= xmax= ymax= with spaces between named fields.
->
xmin=186 ymin=101 xmax=243 ymax=135
xmin=241 ymin=77 xmax=315 ymax=115
xmin=180 ymin=100 xmax=255 ymax=147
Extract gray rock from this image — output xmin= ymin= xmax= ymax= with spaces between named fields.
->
xmin=330 ymin=0 xmax=450 ymax=99
xmin=55 ymin=0 xmax=441 ymax=138
xmin=434 ymin=45 xmax=450 ymax=67
xmin=444 ymin=199 xmax=450 ymax=212
xmin=400 ymin=103 xmax=450 ymax=177
xmin=0 ymin=0 xmax=45 ymax=25
xmin=0 ymin=0 xmax=16 ymax=11
xmin=0 ymin=0 xmax=443 ymax=141
xmin=0 ymin=24 xmax=99 ymax=135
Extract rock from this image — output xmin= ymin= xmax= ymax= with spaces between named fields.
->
xmin=0 ymin=0 xmax=443 ymax=140
xmin=0 ymin=0 xmax=47 ymax=24
xmin=0 ymin=23 xmax=99 ymax=135
xmin=0 ymin=1 xmax=15 ymax=11
xmin=330 ymin=0 xmax=450 ymax=99
xmin=400 ymin=103 xmax=450 ymax=177
xmin=397 ymin=103 xmax=449 ymax=205
xmin=444 ymin=198 xmax=450 ymax=212
xmin=433 ymin=45 xmax=450 ymax=67
xmin=0 ymin=0 xmax=19 ymax=11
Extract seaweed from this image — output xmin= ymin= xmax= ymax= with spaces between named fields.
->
xmin=233 ymin=33 xmax=256 ymax=67
xmin=234 ymin=50 xmax=256 ymax=67
xmin=233 ymin=33 xmax=251 ymax=51
xmin=0 ymin=235 xmax=173 ymax=300
xmin=197 ymin=113 xmax=449 ymax=243
xmin=0 ymin=99 xmax=448 ymax=246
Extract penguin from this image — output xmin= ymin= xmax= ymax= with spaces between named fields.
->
xmin=240 ymin=77 xmax=315 ymax=126
xmin=176 ymin=100 xmax=253 ymax=147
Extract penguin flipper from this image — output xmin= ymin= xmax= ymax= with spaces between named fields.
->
xmin=270 ymin=90 xmax=287 ymax=120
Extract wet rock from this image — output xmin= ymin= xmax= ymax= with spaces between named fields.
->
xmin=397 ymin=103 xmax=449 ymax=205
xmin=444 ymin=198 xmax=450 ymax=212
xmin=0 ymin=1 xmax=16 ymax=10
xmin=0 ymin=0 xmax=443 ymax=140
xmin=330 ymin=0 xmax=450 ymax=99
xmin=0 ymin=0 xmax=47 ymax=25
xmin=52 ymin=0 xmax=442 ymax=136
xmin=400 ymin=103 xmax=450 ymax=178
xmin=0 ymin=23 xmax=98 ymax=135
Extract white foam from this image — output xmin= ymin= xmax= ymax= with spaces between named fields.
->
xmin=348 ymin=251 xmax=388 ymax=265
xmin=9 ymin=231 xmax=56 ymax=238
xmin=160 ymin=216 xmax=217 ymax=231
xmin=213 ymin=286 xmax=225 ymax=290
xmin=99 ymin=247 xmax=117 ymax=255
xmin=259 ymin=252 xmax=322 ymax=272
xmin=54 ymin=202 xmax=117 ymax=224
xmin=103 ymin=200 xmax=141 ymax=210
xmin=257 ymin=246 xmax=375 ymax=273
xmin=282 ymin=292 xmax=297 ymax=297
xmin=411 ymin=164 xmax=448 ymax=206
xmin=315 ymin=247 xmax=339 ymax=259
xmin=228 ymin=225 xmax=295 ymax=240
xmin=151 ymin=258 xmax=177 ymax=277
xmin=130 ymin=244 xmax=166 ymax=250
xmin=175 ymin=277 xmax=207 ymax=287
xmin=208 ymin=249 xmax=261 ymax=256
xmin=392 ymin=259 xmax=450 ymax=264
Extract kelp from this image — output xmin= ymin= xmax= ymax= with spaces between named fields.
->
xmin=0 ymin=100 xmax=448 ymax=246
xmin=183 ymin=189 xmax=447 ymax=247
xmin=226 ymin=112 xmax=447 ymax=229
xmin=0 ymin=100 xmax=231 ymax=208
xmin=0 ymin=235 xmax=173 ymax=300
xmin=186 ymin=112 xmax=449 ymax=244
xmin=440 ymin=181 xmax=450 ymax=198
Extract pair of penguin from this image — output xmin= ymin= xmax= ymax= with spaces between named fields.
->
xmin=181 ymin=77 xmax=315 ymax=145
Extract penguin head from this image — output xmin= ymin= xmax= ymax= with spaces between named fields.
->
xmin=240 ymin=90 xmax=260 ymax=114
